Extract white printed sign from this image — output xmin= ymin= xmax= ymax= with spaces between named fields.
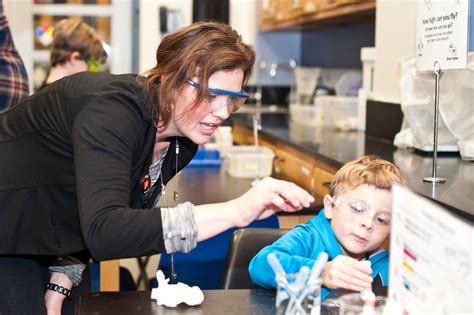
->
xmin=416 ymin=0 xmax=469 ymax=71
xmin=386 ymin=185 xmax=473 ymax=314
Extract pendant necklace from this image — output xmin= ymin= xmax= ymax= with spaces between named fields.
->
xmin=157 ymin=136 xmax=180 ymax=281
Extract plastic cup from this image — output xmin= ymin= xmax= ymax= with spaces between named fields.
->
xmin=276 ymin=274 xmax=321 ymax=315
xmin=338 ymin=293 xmax=387 ymax=315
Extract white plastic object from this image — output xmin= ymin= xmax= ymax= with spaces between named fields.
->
xmin=308 ymin=252 xmax=328 ymax=284
xmin=396 ymin=53 xmax=474 ymax=151
xmin=214 ymin=126 xmax=233 ymax=157
xmin=225 ymin=145 xmax=274 ymax=178
xmin=151 ymin=270 xmax=204 ymax=308
xmin=335 ymin=71 xmax=362 ymax=97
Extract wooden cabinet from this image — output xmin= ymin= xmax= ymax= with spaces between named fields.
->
xmin=259 ymin=0 xmax=375 ymax=32
xmin=278 ymin=214 xmax=314 ymax=229
xmin=232 ymin=123 xmax=255 ymax=145
xmin=313 ymin=165 xmax=334 ymax=203
xmin=274 ymin=147 xmax=314 ymax=193
xmin=232 ymin=123 xmax=277 ymax=153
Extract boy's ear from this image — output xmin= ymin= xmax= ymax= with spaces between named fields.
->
xmin=323 ymin=194 xmax=333 ymax=219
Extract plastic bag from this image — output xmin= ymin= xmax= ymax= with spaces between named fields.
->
xmin=395 ymin=53 xmax=474 ymax=153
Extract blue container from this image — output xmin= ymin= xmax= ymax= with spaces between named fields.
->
xmin=188 ymin=147 xmax=221 ymax=167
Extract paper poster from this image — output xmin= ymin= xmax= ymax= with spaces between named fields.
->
xmin=387 ymin=185 xmax=473 ymax=314
xmin=416 ymin=0 xmax=469 ymax=71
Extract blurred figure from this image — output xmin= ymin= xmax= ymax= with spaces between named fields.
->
xmin=0 ymin=0 xmax=29 ymax=112
xmin=39 ymin=17 xmax=107 ymax=89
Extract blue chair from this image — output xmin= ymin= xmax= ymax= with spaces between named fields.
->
xmin=152 ymin=215 xmax=279 ymax=290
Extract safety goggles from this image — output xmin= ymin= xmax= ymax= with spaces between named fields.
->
xmin=330 ymin=197 xmax=391 ymax=230
xmin=187 ymin=80 xmax=249 ymax=113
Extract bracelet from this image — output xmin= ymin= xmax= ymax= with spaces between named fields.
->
xmin=46 ymin=283 xmax=72 ymax=299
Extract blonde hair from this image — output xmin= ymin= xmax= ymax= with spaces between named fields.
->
xmin=330 ymin=155 xmax=405 ymax=197
xmin=50 ymin=17 xmax=107 ymax=67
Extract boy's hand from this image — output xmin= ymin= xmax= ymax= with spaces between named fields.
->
xmin=321 ymin=256 xmax=373 ymax=292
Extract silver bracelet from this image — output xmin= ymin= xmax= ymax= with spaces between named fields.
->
xmin=161 ymin=202 xmax=198 ymax=254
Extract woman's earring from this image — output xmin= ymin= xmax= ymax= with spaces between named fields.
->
xmin=167 ymin=104 xmax=174 ymax=112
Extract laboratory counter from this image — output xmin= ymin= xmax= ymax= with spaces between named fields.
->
xmin=76 ymin=287 xmax=388 ymax=314
xmin=231 ymin=114 xmax=473 ymax=219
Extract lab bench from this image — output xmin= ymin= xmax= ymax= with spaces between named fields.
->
xmin=231 ymin=114 xmax=473 ymax=220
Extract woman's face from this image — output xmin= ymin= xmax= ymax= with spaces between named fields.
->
xmin=170 ymin=69 xmax=245 ymax=145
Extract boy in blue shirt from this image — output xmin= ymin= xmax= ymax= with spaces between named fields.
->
xmin=249 ymin=155 xmax=405 ymax=300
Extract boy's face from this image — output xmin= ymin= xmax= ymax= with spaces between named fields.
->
xmin=323 ymin=184 xmax=392 ymax=260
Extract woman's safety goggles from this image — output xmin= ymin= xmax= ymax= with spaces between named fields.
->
xmin=187 ymin=80 xmax=249 ymax=113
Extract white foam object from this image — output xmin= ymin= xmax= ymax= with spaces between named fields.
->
xmin=150 ymin=270 xmax=204 ymax=308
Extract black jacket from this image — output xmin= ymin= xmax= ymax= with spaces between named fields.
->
xmin=0 ymin=72 xmax=198 ymax=260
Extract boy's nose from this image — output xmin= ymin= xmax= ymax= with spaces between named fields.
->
xmin=360 ymin=216 xmax=375 ymax=231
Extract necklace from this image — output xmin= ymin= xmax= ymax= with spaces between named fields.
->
xmin=156 ymin=136 xmax=180 ymax=280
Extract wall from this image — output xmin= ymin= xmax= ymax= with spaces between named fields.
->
xmin=138 ymin=0 xmax=193 ymax=74
xmin=301 ymin=21 xmax=375 ymax=68
xmin=254 ymin=31 xmax=302 ymax=86
xmin=373 ymin=0 xmax=473 ymax=104
xmin=372 ymin=0 xmax=416 ymax=104
xmin=138 ymin=0 xmax=259 ymax=75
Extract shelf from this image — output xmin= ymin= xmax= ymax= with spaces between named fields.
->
xmin=260 ymin=1 xmax=376 ymax=32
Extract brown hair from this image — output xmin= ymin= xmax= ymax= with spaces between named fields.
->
xmin=50 ymin=17 xmax=107 ymax=67
xmin=330 ymin=155 xmax=405 ymax=197
xmin=140 ymin=20 xmax=255 ymax=128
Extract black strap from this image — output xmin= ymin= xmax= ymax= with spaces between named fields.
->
xmin=46 ymin=282 xmax=72 ymax=299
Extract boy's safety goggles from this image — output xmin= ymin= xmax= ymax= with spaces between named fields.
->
xmin=187 ymin=79 xmax=249 ymax=113
xmin=331 ymin=197 xmax=392 ymax=230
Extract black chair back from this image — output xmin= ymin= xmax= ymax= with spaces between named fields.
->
xmin=221 ymin=228 xmax=288 ymax=289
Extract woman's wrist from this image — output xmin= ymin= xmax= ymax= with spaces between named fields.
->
xmin=225 ymin=198 xmax=247 ymax=228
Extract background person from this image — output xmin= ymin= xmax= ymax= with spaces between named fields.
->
xmin=39 ymin=17 xmax=107 ymax=90
xmin=249 ymin=155 xmax=405 ymax=301
xmin=0 ymin=21 xmax=314 ymax=314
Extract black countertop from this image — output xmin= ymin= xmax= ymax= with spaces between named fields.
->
xmin=232 ymin=114 xmax=473 ymax=219
xmin=159 ymin=166 xmax=322 ymax=216
xmin=76 ymin=287 xmax=388 ymax=315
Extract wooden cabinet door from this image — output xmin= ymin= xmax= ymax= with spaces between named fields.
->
xmin=260 ymin=0 xmax=276 ymax=25
xmin=232 ymin=124 xmax=254 ymax=145
xmin=313 ymin=166 xmax=334 ymax=201
xmin=274 ymin=148 xmax=314 ymax=192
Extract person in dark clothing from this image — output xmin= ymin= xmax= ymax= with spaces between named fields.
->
xmin=0 ymin=21 xmax=314 ymax=314
xmin=34 ymin=17 xmax=107 ymax=315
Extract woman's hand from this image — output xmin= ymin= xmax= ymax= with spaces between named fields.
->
xmin=321 ymin=256 xmax=373 ymax=292
xmin=229 ymin=177 xmax=315 ymax=227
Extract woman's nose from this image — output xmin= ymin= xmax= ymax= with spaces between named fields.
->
xmin=212 ymin=102 xmax=231 ymax=119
